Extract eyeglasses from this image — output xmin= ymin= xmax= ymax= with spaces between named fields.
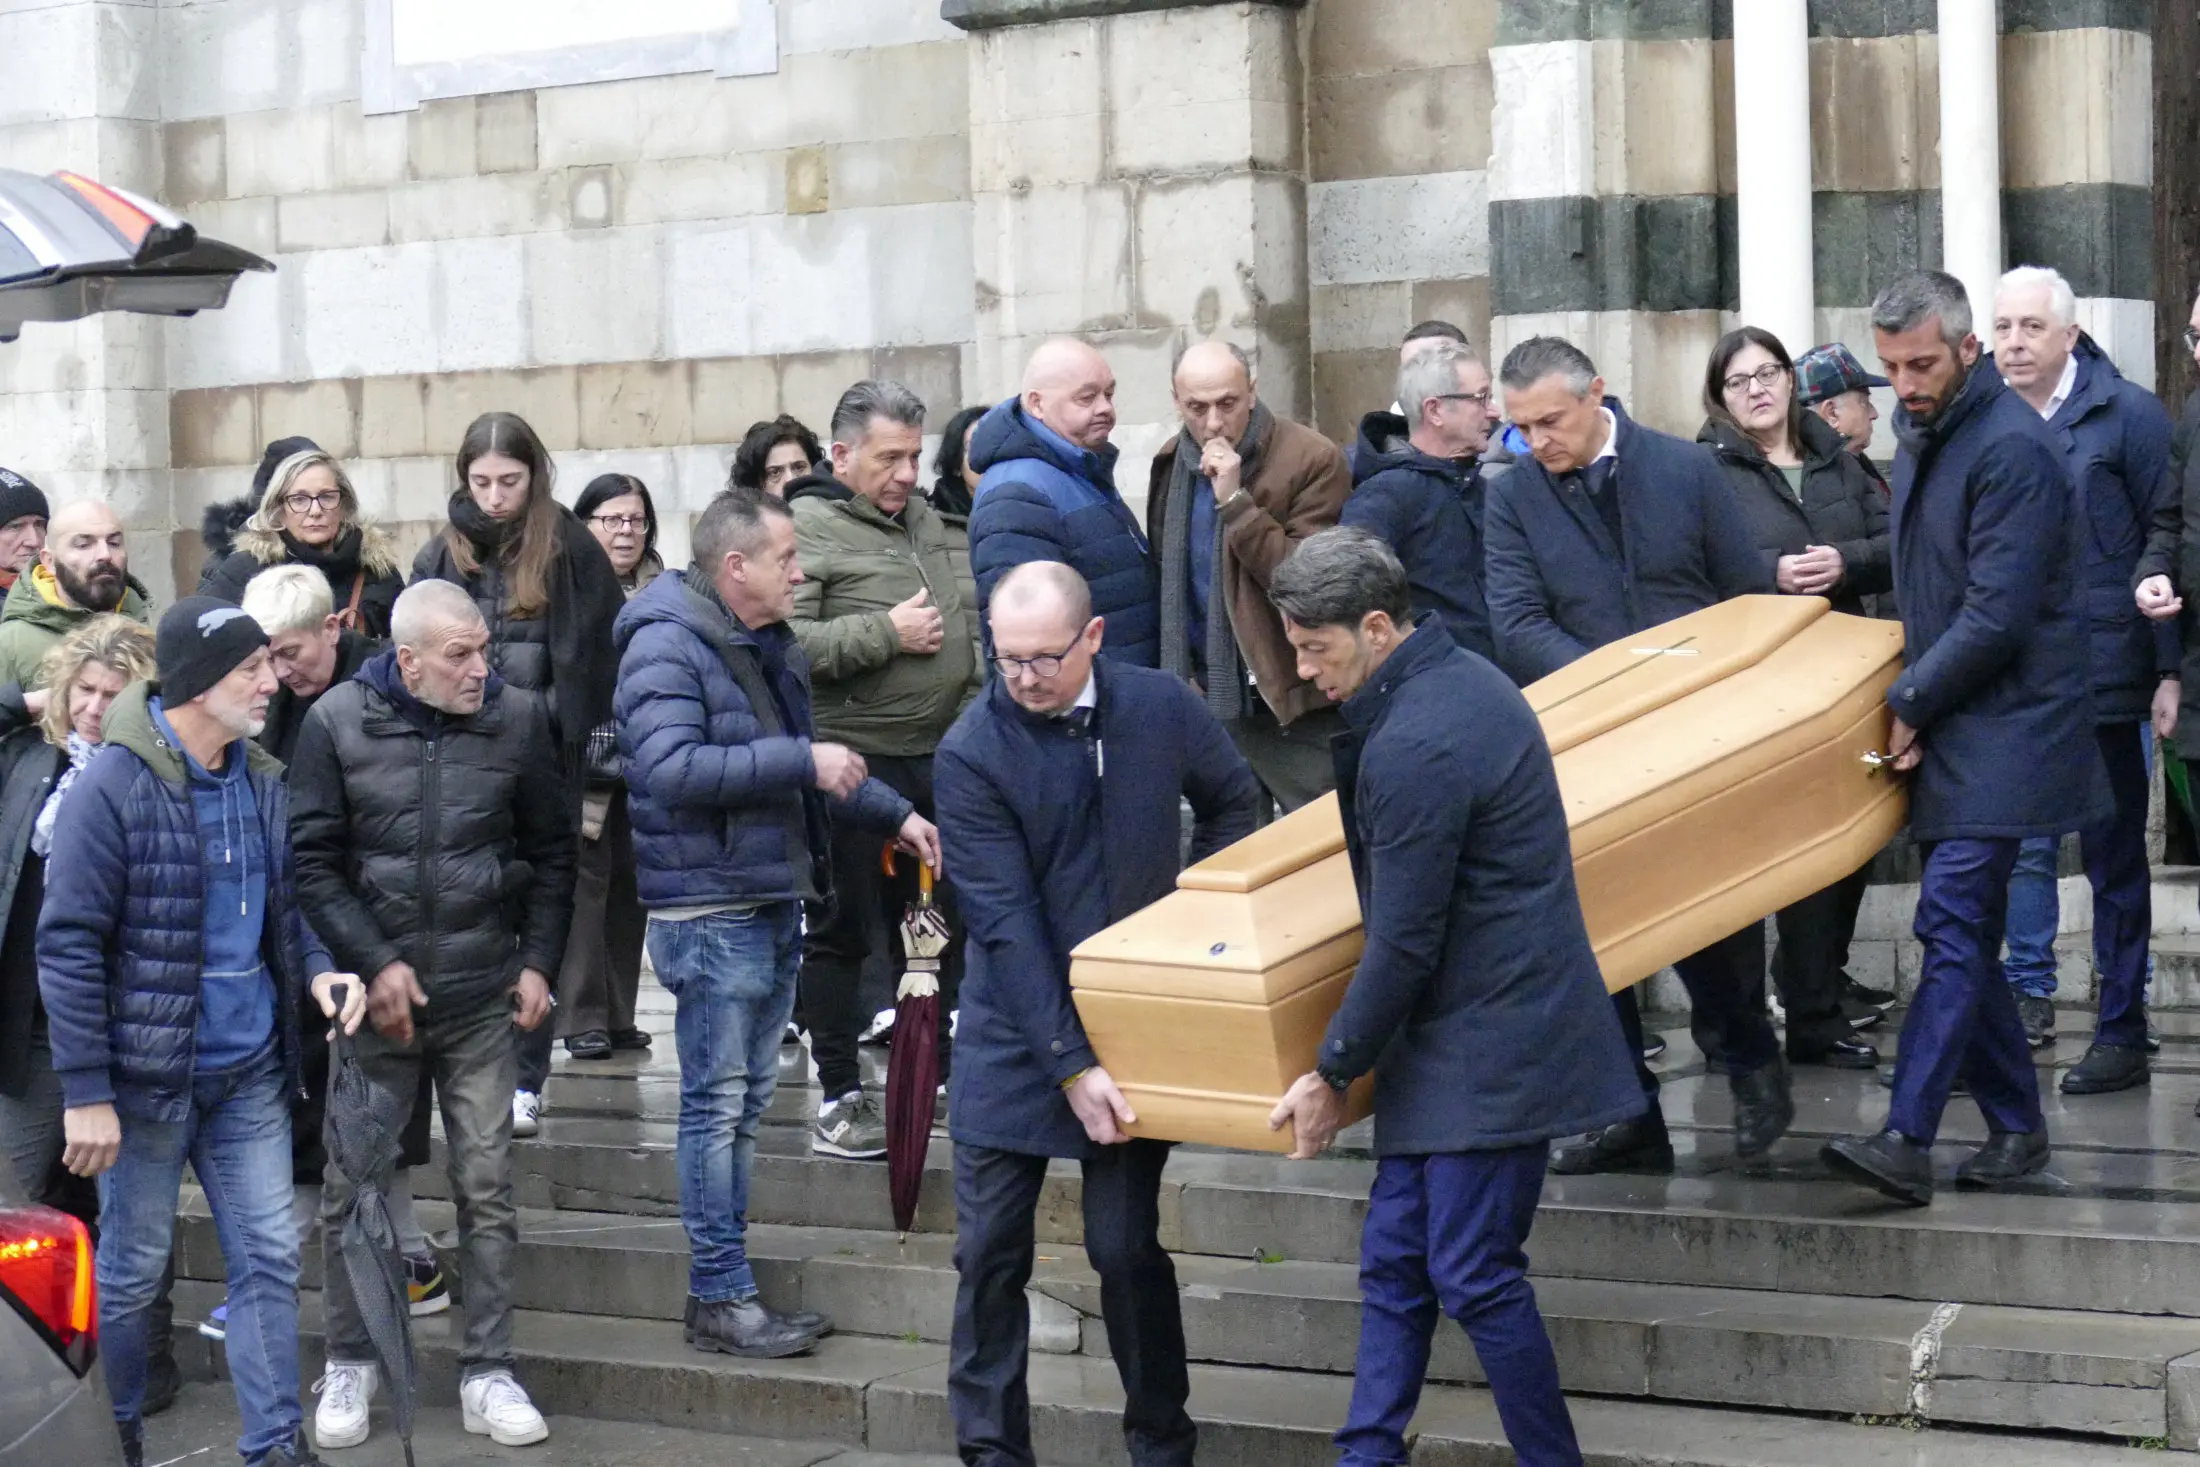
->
xmin=2184 ymin=328 xmax=2200 ymax=353
xmin=1433 ymin=390 xmax=1494 ymax=409
xmin=590 ymin=514 xmax=648 ymax=532
xmin=1721 ymin=363 xmax=1789 ymax=397
xmin=282 ymin=491 xmax=343 ymax=514
xmin=992 ymin=640 xmax=1081 ymax=679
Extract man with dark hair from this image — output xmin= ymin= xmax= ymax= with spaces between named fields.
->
xmin=940 ymin=559 xmax=1259 ymax=1467
xmin=1483 ymin=334 xmax=1785 ymax=1176
xmin=0 ymin=498 xmax=150 ymax=687
xmin=1267 ymin=526 xmax=1639 ymax=1467
xmin=1146 ymin=341 xmax=1350 ymax=813
xmin=786 ymin=380 xmax=980 ymax=1158
xmin=1821 ymin=271 xmax=2103 ymax=1207
xmin=617 ymin=489 xmax=938 ymax=1357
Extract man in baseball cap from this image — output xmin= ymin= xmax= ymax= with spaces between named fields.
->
xmin=1793 ymin=344 xmax=1890 ymax=462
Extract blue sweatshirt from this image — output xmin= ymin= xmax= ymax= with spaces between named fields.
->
xmin=149 ymin=698 xmax=274 ymax=1073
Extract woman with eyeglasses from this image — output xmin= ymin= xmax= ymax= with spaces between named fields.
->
xmin=200 ymin=442 xmax=406 ymax=638
xmin=1696 ymin=324 xmax=1893 ymax=1075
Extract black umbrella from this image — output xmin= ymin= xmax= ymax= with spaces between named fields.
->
xmin=323 ymin=985 xmax=420 ymax=1467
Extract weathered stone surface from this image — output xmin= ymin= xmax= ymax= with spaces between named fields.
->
xmin=1309 ymin=63 xmax=1492 ymax=184
xmin=275 ymin=187 xmax=391 ymax=253
xmin=692 ymin=355 xmax=785 ymax=442
xmin=2005 ymin=182 xmax=2153 ymax=302
xmin=945 ymin=0 xmax=1305 ymax=33
xmin=1310 ymin=171 xmax=1489 ymax=288
xmin=1494 ymin=0 xmax=1722 ymax=47
xmin=1309 ymin=0 xmax=1497 ymax=77
xmin=475 ymin=88 xmax=539 ymax=174
xmin=168 ymin=385 xmax=257 ymax=469
xmin=1808 ymin=33 xmax=1935 ymax=193
xmin=257 ymin=376 xmax=359 ymax=459
xmin=579 ymin=361 xmax=697 ymax=450
xmin=358 ymin=373 xmax=429 ymax=459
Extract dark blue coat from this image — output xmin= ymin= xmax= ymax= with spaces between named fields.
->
xmin=1341 ymin=410 xmax=1495 ymax=663
xmin=1888 ymin=361 xmax=2109 ymax=841
xmin=1484 ymin=399 xmax=1770 ymax=684
xmin=38 ymin=681 xmax=333 ymax=1123
xmin=937 ymin=660 xmax=1260 ymax=1158
xmin=2014 ymin=337 xmax=2178 ymax=724
xmin=615 ymin=571 xmax=912 ymax=911
xmin=967 ymin=399 xmax=1159 ymax=667
xmin=1318 ymin=622 xmax=1642 ymax=1155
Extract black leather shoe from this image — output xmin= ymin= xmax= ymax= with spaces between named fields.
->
xmin=1954 ymin=1129 xmax=2049 ymax=1189
xmin=2060 ymin=1041 xmax=2149 ymax=1095
xmin=687 ymin=1295 xmax=825 ymax=1357
xmin=564 ymin=1029 xmax=613 ymax=1060
xmin=141 ymin=1346 xmax=180 ymax=1416
xmin=2018 ymin=995 xmax=2056 ymax=1050
xmin=1821 ymin=1130 xmax=1934 ymax=1206
xmin=1843 ymin=974 xmax=1896 ymax=1009
xmin=1549 ymin=1114 xmax=1675 ymax=1175
xmin=1841 ymin=995 xmax=1885 ymax=1032
xmin=1640 ymin=1033 xmax=1667 ymax=1062
xmin=609 ymin=1026 xmax=653 ymax=1050
xmin=1731 ymin=1059 xmax=1795 ymax=1159
xmin=1789 ymin=1035 xmax=1881 ymax=1071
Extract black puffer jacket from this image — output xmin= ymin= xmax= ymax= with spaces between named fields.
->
xmin=1698 ymin=412 xmax=1892 ymax=617
xmin=288 ymin=650 xmax=578 ymax=1012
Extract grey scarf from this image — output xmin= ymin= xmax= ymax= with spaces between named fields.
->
xmin=1159 ymin=400 xmax=1272 ymax=723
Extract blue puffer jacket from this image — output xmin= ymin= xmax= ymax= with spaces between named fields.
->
xmin=616 ymin=569 xmax=913 ymax=910
xmin=967 ymin=399 xmax=1159 ymax=666
xmin=38 ymin=681 xmax=332 ymax=1122
xmin=1342 ymin=410 xmax=1495 ymax=662
xmin=2006 ymin=337 xmax=2178 ymax=724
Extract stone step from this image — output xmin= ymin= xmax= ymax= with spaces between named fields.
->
xmin=170 ymin=1205 xmax=2200 ymax=1445
xmin=163 ymin=1279 xmax=2180 ymax=1465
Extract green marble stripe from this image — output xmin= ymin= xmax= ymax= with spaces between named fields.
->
xmin=941 ymin=0 xmax=1303 ymax=31
xmin=1491 ymin=0 xmax=2143 ymax=45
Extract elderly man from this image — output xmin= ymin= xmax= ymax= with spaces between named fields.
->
xmin=1794 ymin=345 xmax=1891 ymax=469
xmin=1987 ymin=266 xmax=2175 ymax=1085
xmin=40 ymin=595 xmax=358 ymax=1467
xmin=1346 ymin=323 xmax=1476 ymax=475
xmin=241 ymin=565 xmax=380 ymax=764
xmin=0 ymin=467 xmax=48 ymax=593
xmin=1483 ymin=335 xmax=1784 ymax=1177
xmin=0 ymin=498 xmax=149 ymax=686
xmin=617 ymin=489 xmax=936 ymax=1359
xmin=290 ymin=580 xmax=576 ymax=1450
xmin=1145 ymin=341 xmax=1349 ymax=813
xmin=1345 ymin=340 xmax=1503 ymax=662
xmin=1821 ymin=271 xmax=2103 ymax=1206
xmin=940 ymin=560 xmax=1259 ymax=1467
xmin=787 ymin=380 xmax=980 ymax=1157
xmin=1267 ymin=528 xmax=1639 ymax=1467
xmin=968 ymin=338 xmax=1158 ymax=666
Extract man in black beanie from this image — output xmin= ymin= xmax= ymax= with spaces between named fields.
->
xmin=0 ymin=468 xmax=49 ymax=594
xmin=39 ymin=594 xmax=361 ymax=1467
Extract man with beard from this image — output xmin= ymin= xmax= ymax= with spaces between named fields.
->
xmin=0 ymin=499 xmax=149 ymax=687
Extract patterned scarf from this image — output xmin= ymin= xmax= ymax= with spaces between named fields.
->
xmin=32 ymin=732 xmax=99 ymax=859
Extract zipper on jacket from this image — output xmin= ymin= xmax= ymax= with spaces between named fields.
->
xmin=418 ymin=737 xmax=440 ymax=992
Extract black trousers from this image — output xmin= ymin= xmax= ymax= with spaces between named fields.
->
xmin=1620 ymin=922 xmax=1777 ymax=1097
xmin=1770 ymin=862 xmax=1874 ymax=1054
xmin=951 ymin=1140 xmax=1196 ymax=1467
xmin=800 ymin=753 xmax=960 ymax=1099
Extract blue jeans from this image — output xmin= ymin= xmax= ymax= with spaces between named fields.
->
xmin=98 ymin=1049 xmax=302 ymax=1464
xmin=2001 ymin=837 xmax=2061 ymax=998
xmin=648 ymin=902 xmax=802 ymax=1301
xmin=1337 ymin=1144 xmax=1579 ymax=1467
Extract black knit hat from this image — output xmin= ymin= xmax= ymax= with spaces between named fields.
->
xmin=157 ymin=596 xmax=269 ymax=707
xmin=0 ymin=467 xmax=49 ymax=528
xmin=251 ymin=436 xmax=322 ymax=500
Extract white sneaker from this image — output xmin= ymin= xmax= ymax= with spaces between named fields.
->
xmin=313 ymin=1360 xmax=378 ymax=1449
xmin=461 ymin=1369 xmax=549 ymax=1446
xmin=512 ymin=1090 xmax=541 ymax=1138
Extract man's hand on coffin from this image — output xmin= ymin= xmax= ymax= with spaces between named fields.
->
xmin=2157 ymin=679 xmax=2182 ymax=742
xmin=1067 ymin=1068 xmax=1136 ymax=1145
xmin=1777 ymin=545 xmax=1844 ymax=597
xmin=2138 ymin=574 xmax=2183 ymax=622
xmin=1888 ymin=716 xmax=1921 ymax=772
xmin=1269 ymin=1072 xmax=1344 ymax=1161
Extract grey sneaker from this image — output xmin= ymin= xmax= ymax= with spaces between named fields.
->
xmin=813 ymin=1090 xmax=888 ymax=1159
xmin=2018 ymin=995 xmax=2056 ymax=1050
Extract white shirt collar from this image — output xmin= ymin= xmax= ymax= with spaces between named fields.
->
xmin=2040 ymin=353 xmax=2079 ymax=421
xmin=1072 ymin=672 xmax=1097 ymax=712
xmin=1591 ymin=406 xmax=1619 ymax=463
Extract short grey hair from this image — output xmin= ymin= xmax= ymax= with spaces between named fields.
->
xmin=691 ymin=487 xmax=792 ymax=571
xmin=1269 ymin=527 xmax=1412 ymax=631
xmin=1397 ymin=341 xmax=1483 ymax=432
xmin=391 ymin=579 xmax=484 ymax=651
xmin=241 ymin=564 xmax=334 ymax=637
xmin=1995 ymin=265 xmax=2077 ymax=330
xmin=1872 ymin=269 xmax=1973 ymax=349
xmin=1498 ymin=336 xmax=1598 ymax=397
xmin=829 ymin=379 xmax=926 ymax=447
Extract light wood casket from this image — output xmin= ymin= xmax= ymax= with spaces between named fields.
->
xmin=1067 ymin=596 xmax=1907 ymax=1152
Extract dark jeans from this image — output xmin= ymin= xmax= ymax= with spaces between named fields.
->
xmin=951 ymin=1140 xmax=1195 ymax=1467
xmin=1223 ymin=704 xmax=1343 ymax=816
xmin=1620 ymin=922 xmax=1777 ymax=1098
xmin=1336 ymin=1144 xmax=1579 ymax=1467
xmin=323 ymin=994 xmax=521 ymax=1378
xmin=1773 ymin=862 xmax=1875 ymax=1054
xmin=799 ymin=753 xmax=958 ymax=1100
xmin=1888 ymin=838 xmax=2044 ymax=1145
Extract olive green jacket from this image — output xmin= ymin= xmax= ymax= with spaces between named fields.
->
xmin=0 ymin=564 xmax=152 ymax=690
xmin=787 ymin=475 xmax=982 ymax=757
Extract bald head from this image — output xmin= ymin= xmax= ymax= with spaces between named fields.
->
xmin=989 ymin=561 xmax=1100 ymax=715
xmin=42 ymin=499 xmax=127 ymax=612
xmin=1173 ymin=340 xmax=1255 ymax=447
xmin=1020 ymin=338 xmax=1117 ymax=451
xmin=391 ymin=579 xmax=484 ymax=651
xmin=994 ymin=560 xmax=1093 ymax=632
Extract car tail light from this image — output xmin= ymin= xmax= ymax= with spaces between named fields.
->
xmin=0 ymin=1205 xmax=96 ymax=1375
xmin=53 ymin=170 xmax=154 ymax=252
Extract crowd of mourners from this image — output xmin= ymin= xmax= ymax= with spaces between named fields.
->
xmin=0 ymin=258 xmax=2190 ymax=1467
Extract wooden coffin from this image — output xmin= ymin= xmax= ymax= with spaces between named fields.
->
xmin=1067 ymin=596 xmax=1907 ymax=1153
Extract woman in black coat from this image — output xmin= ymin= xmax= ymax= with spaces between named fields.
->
xmin=201 ymin=442 xmax=406 ymax=638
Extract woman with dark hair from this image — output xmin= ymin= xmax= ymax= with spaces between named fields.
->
xmin=729 ymin=414 xmax=823 ymax=497
xmin=202 ymin=446 xmax=406 ymax=638
xmin=930 ymin=405 xmax=987 ymax=630
xmin=1697 ymin=325 xmax=1893 ymax=1075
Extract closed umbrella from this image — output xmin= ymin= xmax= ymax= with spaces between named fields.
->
xmin=884 ymin=857 xmax=949 ymax=1236
xmin=322 ymin=985 xmax=420 ymax=1467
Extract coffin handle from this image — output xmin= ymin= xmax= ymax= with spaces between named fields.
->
xmin=1860 ymin=751 xmax=1892 ymax=773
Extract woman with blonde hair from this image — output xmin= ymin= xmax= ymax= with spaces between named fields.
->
xmin=201 ymin=444 xmax=404 ymax=638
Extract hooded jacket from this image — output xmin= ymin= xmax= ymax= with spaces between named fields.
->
xmin=1342 ymin=410 xmax=1495 ymax=663
xmin=785 ymin=471 xmax=981 ymax=757
xmin=967 ymin=399 xmax=1159 ymax=666
xmin=200 ymin=515 xmax=405 ymax=642
xmin=36 ymin=681 xmax=330 ymax=1121
xmin=0 ymin=564 xmax=153 ymax=690
xmin=1697 ymin=410 xmax=1892 ymax=618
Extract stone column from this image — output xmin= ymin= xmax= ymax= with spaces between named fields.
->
xmin=947 ymin=0 xmax=1309 ymax=508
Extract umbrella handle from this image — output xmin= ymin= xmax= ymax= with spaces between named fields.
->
xmin=918 ymin=862 xmax=933 ymax=901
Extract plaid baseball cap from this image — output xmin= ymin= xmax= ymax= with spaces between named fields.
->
xmin=1793 ymin=344 xmax=1891 ymax=405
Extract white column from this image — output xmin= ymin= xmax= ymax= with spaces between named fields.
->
xmin=1937 ymin=0 xmax=2003 ymax=329
xmin=1731 ymin=1 xmax=1815 ymax=357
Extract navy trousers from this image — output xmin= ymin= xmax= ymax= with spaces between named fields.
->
xmin=2082 ymin=723 xmax=2153 ymax=1047
xmin=1888 ymin=838 xmax=2045 ymax=1145
xmin=1336 ymin=1144 xmax=1580 ymax=1467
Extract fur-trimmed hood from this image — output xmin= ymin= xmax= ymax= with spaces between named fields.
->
xmin=200 ymin=495 xmax=256 ymax=567
xmin=234 ymin=518 xmax=401 ymax=577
